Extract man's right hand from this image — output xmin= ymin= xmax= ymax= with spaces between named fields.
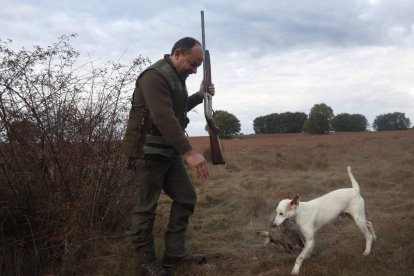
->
xmin=183 ymin=150 xmax=209 ymax=180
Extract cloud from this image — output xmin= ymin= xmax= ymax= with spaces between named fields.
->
xmin=2 ymin=0 xmax=414 ymax=136
xmin=185 ymin=44 xmax=414 ymax=134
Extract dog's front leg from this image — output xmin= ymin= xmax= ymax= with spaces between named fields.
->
xmin=291 ymin=238 xmax=314 ymax=275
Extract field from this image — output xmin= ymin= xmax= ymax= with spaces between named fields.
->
xmin=101 ymin=130 xmax=414 ymax=275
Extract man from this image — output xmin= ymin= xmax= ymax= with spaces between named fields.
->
xmin=122 ymin=37 xmax=214 ymax=276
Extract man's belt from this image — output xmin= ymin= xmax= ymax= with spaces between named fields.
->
xmin=143 ymin=134 xmax=178 ymax=158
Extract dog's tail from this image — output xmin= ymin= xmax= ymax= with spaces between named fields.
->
xmin=347 ymin=166 xmax=360 ymax=192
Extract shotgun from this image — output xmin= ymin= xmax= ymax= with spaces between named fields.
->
xmin=201 ymin=11 xmax=225 ymax=165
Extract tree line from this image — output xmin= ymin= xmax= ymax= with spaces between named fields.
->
xmin=211 ymin=103 xmax=411 ymax=137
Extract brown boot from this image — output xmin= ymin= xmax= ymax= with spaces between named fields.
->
xmin=162 ymin=250 xmax=207 ymax=268
xmin=140 ymin=260 xmax=173 ymax=276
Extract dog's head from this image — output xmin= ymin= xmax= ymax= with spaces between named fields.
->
xmin=272 ymin=195 xmax=300 ymax=227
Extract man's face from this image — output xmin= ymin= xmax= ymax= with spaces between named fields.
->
xmin=171 ymin=44 xmax=203 ymax=81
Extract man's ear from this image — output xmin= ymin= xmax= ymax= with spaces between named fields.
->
xmin=171 ymin=48 xmax=182 ymax=60
xmin=290 ymin=195 xmax=300 ymax=206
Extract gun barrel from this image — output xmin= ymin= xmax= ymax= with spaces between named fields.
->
xmin=201 ymin=11 xmax=209 ymax=108
xmin=204 ymin=50 xmax=213 ymax=120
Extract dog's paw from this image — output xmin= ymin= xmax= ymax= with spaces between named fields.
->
xmin=291 ymin=264 xmax=301 ymax=274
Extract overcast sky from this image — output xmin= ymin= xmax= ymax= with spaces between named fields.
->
xmin=2 ymin=0 xmax=414 ymax=135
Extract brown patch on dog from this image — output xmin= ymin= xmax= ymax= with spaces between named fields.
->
xmin=290 ymin=195 xmax=300 ymax=207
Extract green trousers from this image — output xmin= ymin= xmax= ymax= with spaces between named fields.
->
xmin=130 ymin=156 xmax=196 ymax=262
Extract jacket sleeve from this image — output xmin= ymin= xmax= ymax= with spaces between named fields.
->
xmin=140 ymin=70 xmax=192 ymax=155
xmin=187 ymin=92 xmax=204 ymax=111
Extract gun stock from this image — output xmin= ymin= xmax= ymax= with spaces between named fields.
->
xmin=206 ymin=118 xmax=225 ymax=165
xmin=201 ymin=11 xmax=225 ymax=165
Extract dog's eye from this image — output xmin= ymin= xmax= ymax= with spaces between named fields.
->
xmin=279 ymin=212 xmax=284 ymax=216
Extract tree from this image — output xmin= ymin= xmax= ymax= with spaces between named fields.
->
xmin=332 ymin=113 xmax=368 ymax=132
xmin=206 ymin=110 xmax=240 ymax=138
xmin=253 ymin=112 xmax=307 ymax=134
xmin=283 ymin=112 xmax=308 ymax=133
xmin=253 ymin=115 xmax=266 ymax=134
xmin=0 ymin=35 xmax=149 ymax=274
xmin=303 ymin=103 xmax=334 ymax=134
xmin=373 ymin=112 xmax=411 ymax=131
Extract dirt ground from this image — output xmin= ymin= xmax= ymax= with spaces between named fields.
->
xmin=101 ymin=130 xmax=414 ymax=275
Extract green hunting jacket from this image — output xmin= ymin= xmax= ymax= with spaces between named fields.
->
xmin=122 ymin=55 xmax=204 ymax=158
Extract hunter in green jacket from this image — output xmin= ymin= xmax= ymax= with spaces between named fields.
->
xmin=122 ymin=37 xmax=214 ymax=276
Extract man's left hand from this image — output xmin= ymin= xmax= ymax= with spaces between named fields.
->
xmin=199 ymin=81 xmax=215 ymax=97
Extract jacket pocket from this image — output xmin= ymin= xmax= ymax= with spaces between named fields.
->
xmin=122 ymin=110 xmax=149 ymax=158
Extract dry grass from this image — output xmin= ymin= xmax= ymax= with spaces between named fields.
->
xmin=102 ymin=130 xmax=414 ymax=275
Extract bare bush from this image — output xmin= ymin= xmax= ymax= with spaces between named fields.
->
xmin=0 ymin=35 xmax=148 ymax=274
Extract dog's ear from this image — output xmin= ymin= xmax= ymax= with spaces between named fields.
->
xmin=290 ymin=195 xmax=300 ymax=206
xmin=283 ymin=193 xmax=291 ymax=199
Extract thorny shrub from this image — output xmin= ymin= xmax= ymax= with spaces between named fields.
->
xmin=0 ymin=34 xmax=149 ymax=275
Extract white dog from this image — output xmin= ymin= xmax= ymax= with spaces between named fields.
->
xmin=272 ymin=166 xmax=377 ymax=275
